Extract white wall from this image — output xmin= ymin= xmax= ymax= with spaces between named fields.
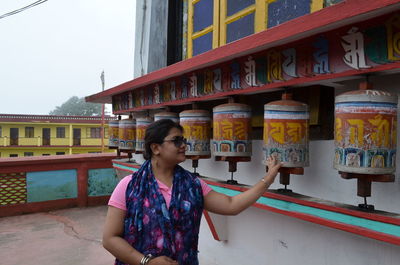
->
xmin=134 ymin=0 xmax=168 ymax=78
xmin=131 ymin=73 xmax=400 ymax=265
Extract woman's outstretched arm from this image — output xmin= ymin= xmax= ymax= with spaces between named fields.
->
xmin=204 ymin=156 xmax=282 ymax=215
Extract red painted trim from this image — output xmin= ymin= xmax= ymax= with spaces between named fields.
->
xmin=263 ymin=192 xmax=400 ymax=226
xmin=88 ymin=195 xmax=110 ymax=206
xmin=0 ymin=145 xmax=109 ymax=148
xmin=0 ymin=114 xmax=115 ymax=123
xmin=0 ymin=199 xmax=77 ymax=218
xmin=77 ymin=165 xmax=89 ymax=207
xmin=204 ymin=180 xmax=400 ymax=226
xmin=252 ymin=202 xmax=400 ymax=246
xmin=113 ymin=160 xmax=141 ymax=169
xmin=0 ymin=153 xmax=119 ymax=168
xmin=86 ymin=0 xmax=400 ymax=104
xmin=203 ymin=210 xmax=221 ymax=241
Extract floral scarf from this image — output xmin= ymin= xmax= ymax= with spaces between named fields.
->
xmin=115 ymin=160 xmax=204 ymax=265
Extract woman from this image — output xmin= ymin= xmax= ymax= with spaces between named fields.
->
xmin=103 ymin=119 xmax=282 ymax=265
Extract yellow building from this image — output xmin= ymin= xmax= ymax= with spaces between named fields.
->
xmin=0 ymin=114 xmax=116 ymax=157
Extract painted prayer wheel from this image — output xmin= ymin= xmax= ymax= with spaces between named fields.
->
xmin=154 ymin=111 xmax=179 ymax=123
xmin=334 ymin=89 xmax=397 ymax=174
xmin=263 ymin=94 xmax=309 ymax=167
xmin=135 ymin=117 xmax=152 ymax=153
xmin=212 ymin=103 xmax=252 ymax=157
xmin=179 ymin=110 xmax=211 ymax=156
xmin=108 ymin=120 xmax=120 ymax=149
xmin=118 ymin=119 xmax=136 ymax=151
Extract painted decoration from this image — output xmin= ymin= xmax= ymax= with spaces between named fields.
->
xmin=108 ymin=120 xmax=119 ymax=149
xmin=87 ymin=168 xmax=119 ymax=196
xmin=111 ymin=12 xmax=400 ymax=115
xmin=118 ymin=119 xmax=136 ymax=151
xmin=179 ymin=110 xmax=211 ymax=156
xmin=334 ymin=89 xmax=397 ymax=174
xmin=0 ymin=172 xmax=26 ymax=205
xmin=263 ymin=94 xmax=310 ymax=167
xmin=212 ymin=103 xmax=252 ymax=157
xmin=154 ymin=112 xmax=179 ymax=123
xmin=136 ymin=117 xmax=153 ymax=152
xmin=26 ymin=169 xmax=77 ymax=202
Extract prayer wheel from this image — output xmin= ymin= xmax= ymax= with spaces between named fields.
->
xmin=135 ymin=117 xmax=152 ymax=153
xmin=108 ymin=120 xmax=120 ymax=149
xmin=179 ymin=110 xmax=211 ymax=156
xmin=118 ymin=119 xmax=136 ymax=151
xmin=154 ymin=111 xmax=179 ymax=123
xmin=212 ymin=103 xmax=252 ymax=157
xmin=263 ymin=94 xmax=309 ymax=167
xmin=334 ymin=87 xmax=397 ymax=175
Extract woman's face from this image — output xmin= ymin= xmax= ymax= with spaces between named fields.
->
xmin=156 ymin=127 xmax=186 ymax=164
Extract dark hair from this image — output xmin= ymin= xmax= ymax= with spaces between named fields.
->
xmin=143 ymin=119 xmax=183 ymax=160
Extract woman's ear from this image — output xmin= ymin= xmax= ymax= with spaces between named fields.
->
xmin=150 ymin=143 xmax=160 ymax=156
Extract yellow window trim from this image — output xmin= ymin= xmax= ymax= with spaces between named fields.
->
xmin=188 ymin=0 xmax=325 ymax=57
xmin=224 ymin=5 xmax=256 ymax=25
xmin=192 ymin=25 xmax=214 ymax=39
xmin=187 ymin=0 xmax=220 ymax=58
xmin=311 ymin=0 xmax=324 ymax=13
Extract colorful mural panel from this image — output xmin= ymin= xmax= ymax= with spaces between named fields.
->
xmin=26 ymin=170 xmax=77 ymax=203
xmin=87 ymin=168 xmax=119 ymax=197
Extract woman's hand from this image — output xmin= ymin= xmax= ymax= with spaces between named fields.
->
xmin=263 ymin=155 xmax=283 ymax=185
xmin=148 ymin=256 xmax=178 ymax=265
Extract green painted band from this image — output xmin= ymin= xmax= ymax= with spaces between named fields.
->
xmin=209 ymin=185 xmax=400 ymax=237
xmin=112 ymin=163 xmax=139 ymax=172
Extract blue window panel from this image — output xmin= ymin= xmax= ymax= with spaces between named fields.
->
xmin=227 ymin=0 xmax=255 ymax=17
xmin=27 ymin=169 xmax=77 ymax=202
xmin=226 ymin=13 xmax=254 ymax=44
xmin=194 ymin=0 xmax=214 ymax=32
xmin=268 ymin=0 xmax=311 ymax=28
xmin=193 ymin=32 xmax=213 ymax=56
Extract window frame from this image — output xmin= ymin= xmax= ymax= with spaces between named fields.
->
xmin=25 ymin=127 xmax=35 ymax=138
xmin=56 ymin=127 xmax=66 ymax=138
xmin=90 ymin=127 xmax=102 ymax=138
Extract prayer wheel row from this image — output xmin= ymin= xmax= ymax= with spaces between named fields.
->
xmin=108 ymin=88 xmax=397 ymax=174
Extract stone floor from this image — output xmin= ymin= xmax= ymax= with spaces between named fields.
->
xmin=0 ymin=206 xmax=115 ymax=265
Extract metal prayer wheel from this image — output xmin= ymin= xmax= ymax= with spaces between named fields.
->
xmin=154 ymin=111 xmax=179 ymax=123
xmin=135 ymin=117 xmax=152 ymax=153
xmin=334 ymin=88 xmax=397 ymax=175
xmin=212 ymin=103 xmax=252 ymax=157
xmin=108 ymin=120 xmax=120 ymax=149
xmin=180 ymin=110 xmax=211 ymax=156
xmin=263 ymin=93 xmax=309 ymax=167
xmin=118 ymin=119 xmax=136 ymax=151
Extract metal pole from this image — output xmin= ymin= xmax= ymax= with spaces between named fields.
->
xmin=100 ymin=70 xmax=105 ymax=153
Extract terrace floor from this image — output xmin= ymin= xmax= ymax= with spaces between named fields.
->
xmin=0 ymin=206 xmax=115 ymax=265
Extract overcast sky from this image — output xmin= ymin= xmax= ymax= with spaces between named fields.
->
xmin=0 ymin=0 xmax=135 ymax=115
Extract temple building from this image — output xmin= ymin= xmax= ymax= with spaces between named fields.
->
xmin=85 ymin=1 xmax=400 ymax=264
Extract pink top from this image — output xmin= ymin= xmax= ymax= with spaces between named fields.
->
xmin=109 ymin=175 xmax=212 ymax=210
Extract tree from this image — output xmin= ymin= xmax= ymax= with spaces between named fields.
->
xmin=49 ymin=96 xmax=102 ymax=116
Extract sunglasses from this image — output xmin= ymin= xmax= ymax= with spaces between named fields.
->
xmin=163 ymin=136 xmax=187 ymax=148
